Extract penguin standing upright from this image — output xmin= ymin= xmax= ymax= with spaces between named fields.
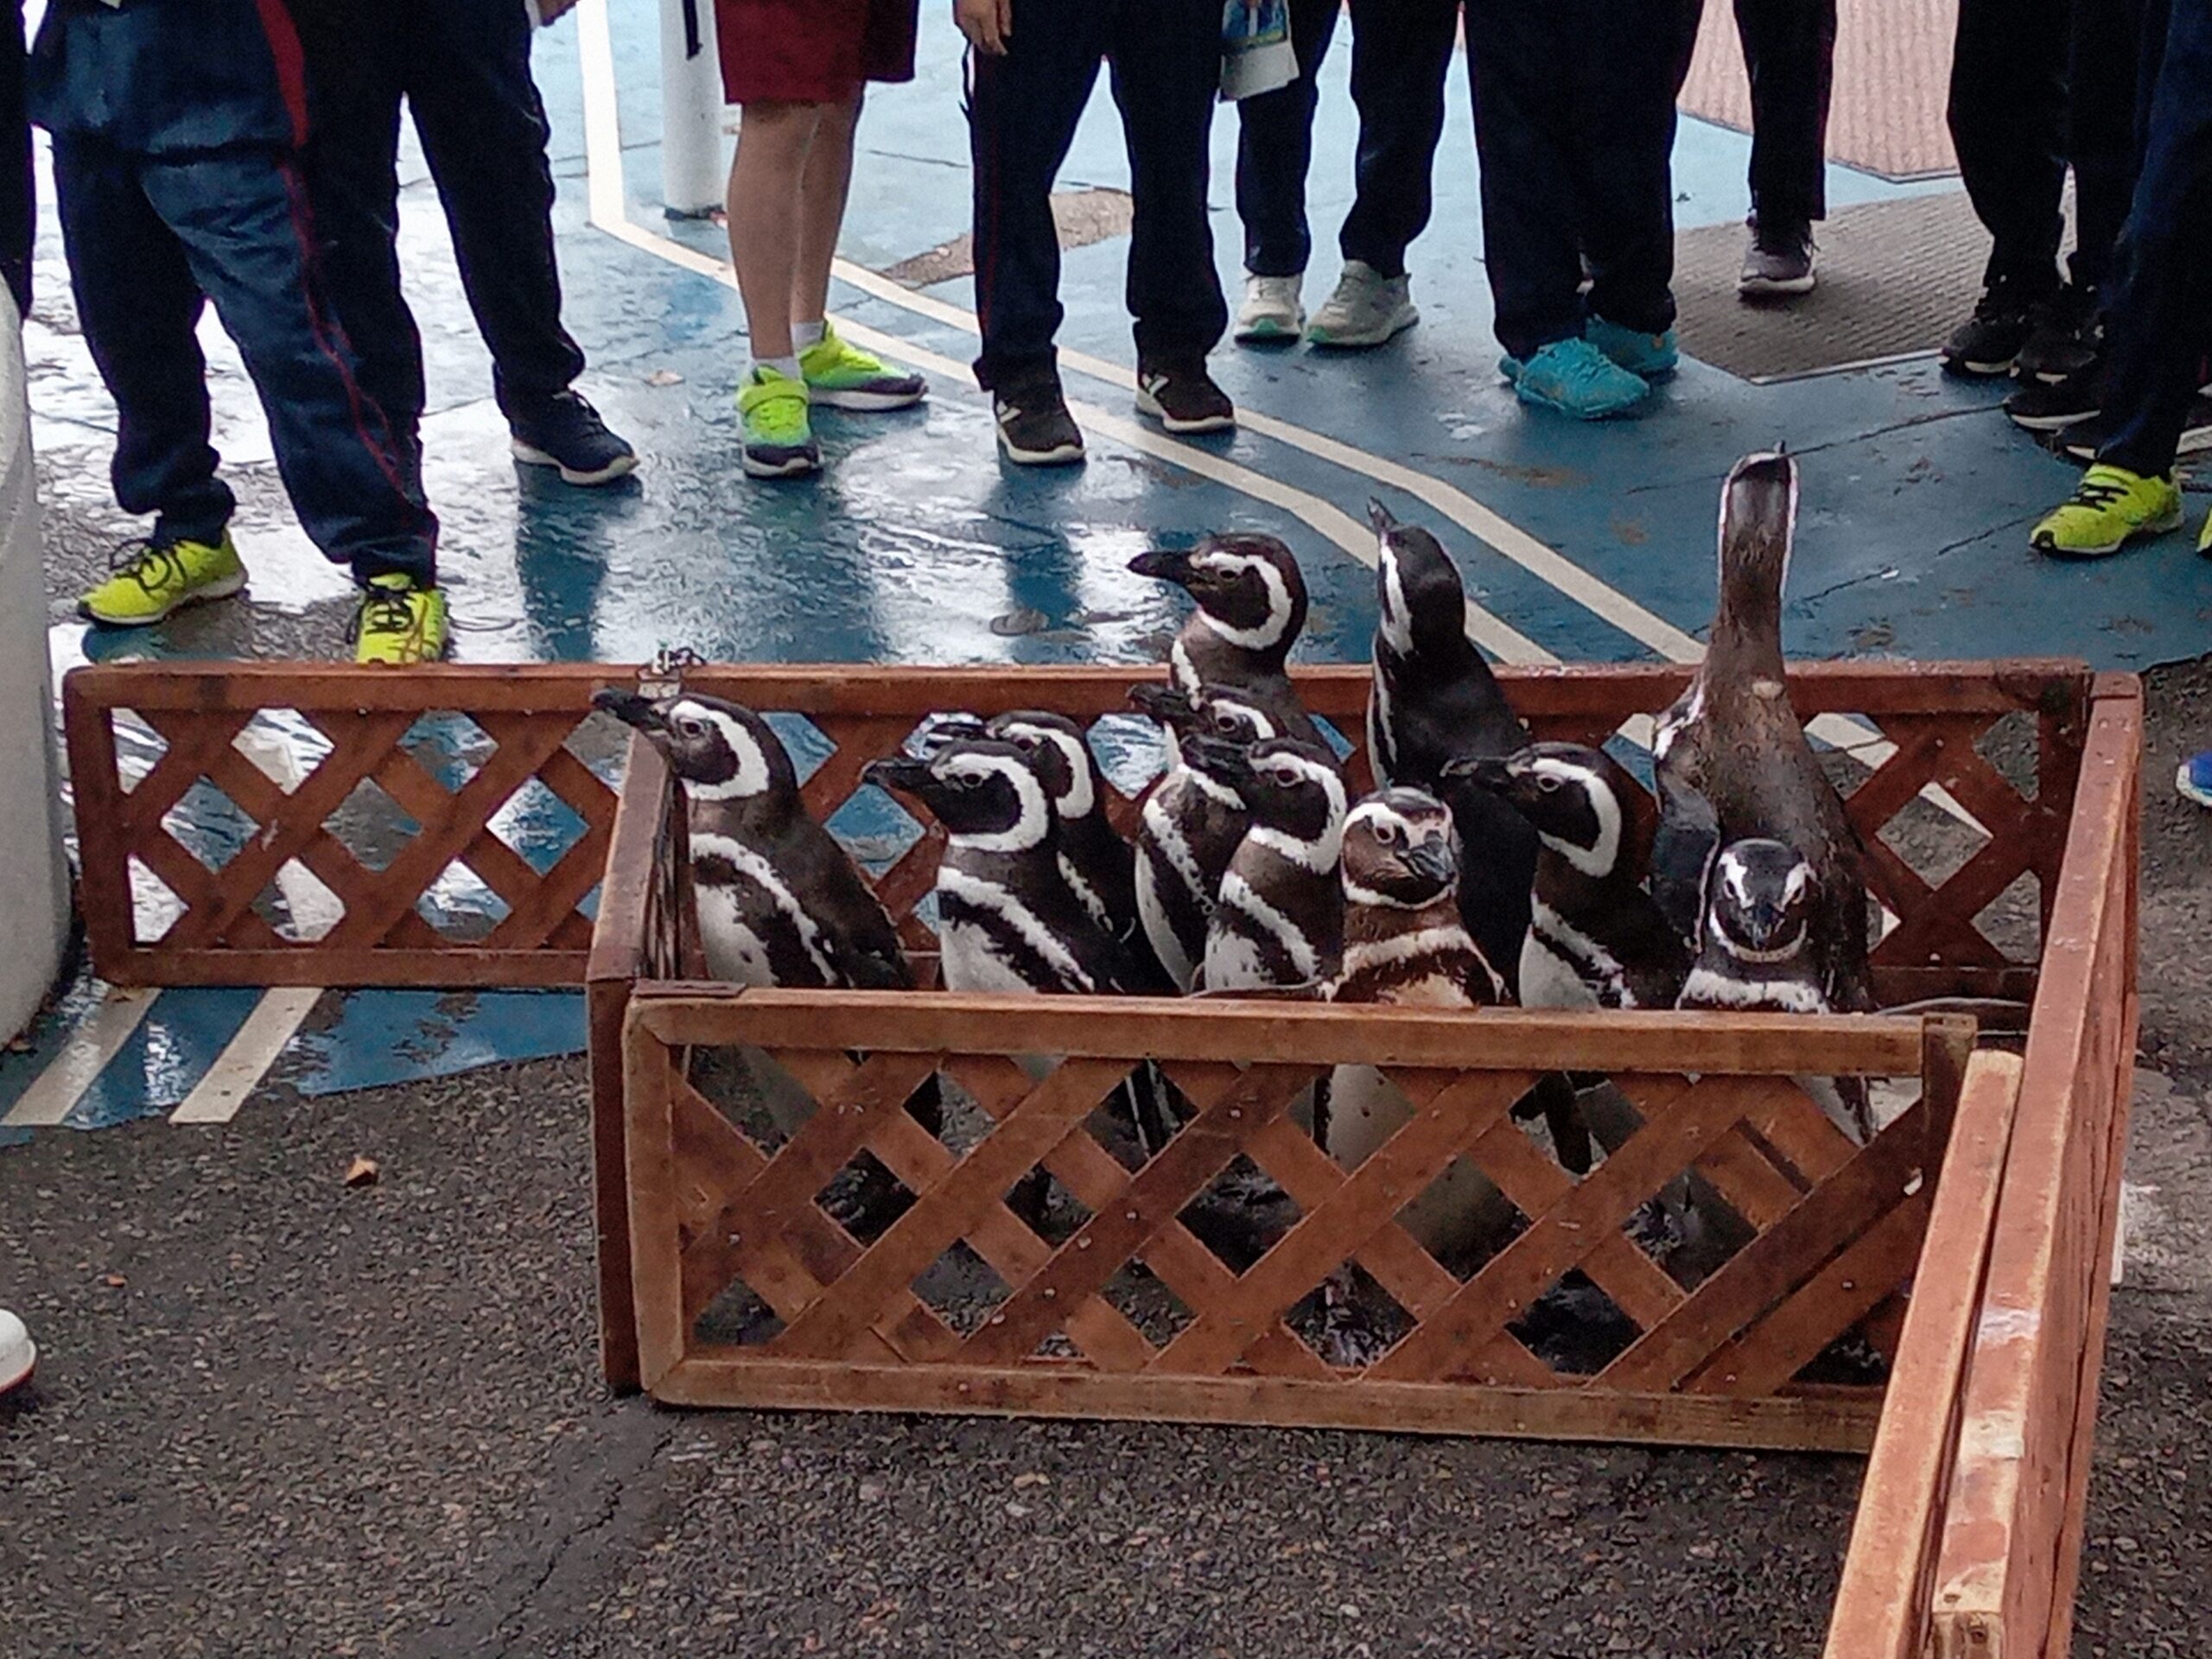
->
xmin=1447 ymin=742 xmax=1688 ymax=1013
xmin=1680 ymin=837 xmax=1874 ymax=1142
xmin=1128 ymin=536 xmax=1323 ymax=750
xmin=1652 ymin=453 xmax=1872 ymax=1014
xmin=1195 ymin=736 xmax=1349 ymax=993
xmin=1321 ymin=789 xmax=1516 ymax=1362
xmin=1363 ymin=502 xmax=1539 ymax=992
xmin=1128 ymin=682 xmax=1280 ymax=991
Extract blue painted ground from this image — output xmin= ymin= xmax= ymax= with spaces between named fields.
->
xmin=10 ymin=0 xmax=2207 ymax=1134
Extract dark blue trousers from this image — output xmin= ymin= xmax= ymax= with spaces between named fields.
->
xmin=1468 ymin=0 xmax=1679 ymax=360
xmin=1235 ymin=0 xmax=1464 ymax=280
xmin=51 ymin=132 xmax=435 ymax=581
xmin=291 ymin=0 xmax=585 ymax=452
xmin=2097 ymin=0 xmax=2212 ymax=476
xmin=1675 ymin=0 xmax=1836 ymax=231
xmin=967 ymin=0 xmax=1227 ymax=386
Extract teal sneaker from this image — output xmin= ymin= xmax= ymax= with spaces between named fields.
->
xmin=1587 ymin=317 xmax=1680 ymax=378
xmin=1502 ymin=338 xmax=1652 ymax=420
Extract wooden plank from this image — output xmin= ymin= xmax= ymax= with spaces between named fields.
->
xmin=1821 ymin=1051 xmax=2024 ymax=1659
xmin=587 ymin=977 xmax=641 ymax=1393
xmin=622 ymin=1001 xmax=689 ymax=1388
xmin=632 ymin=988 xmax=1933 ymax=1077
xmin=1928 ymin=682 xmax=2138 ymax=1652
xmin=648 ymin=1356 xmax=1885 ymax=1452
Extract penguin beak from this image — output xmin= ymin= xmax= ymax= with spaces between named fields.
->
xmin=862 ymin=754 xmax=937 ymax=798
xmin=1367 ymin=498 xmax=1400 ymax=536
xmin=1183 ymin=733 xmax=1255 ymax=785
xmin=1128 ymin=548 xmax=1196 ymax=587
xmin=1398 ymin=835 xmax=1457 ymax=887
xmin=1127 ymin=683 xmax=1193 ymax=724
xmin=1441 ymin=753 xmax=1511 ymax=793
xmin=592 ymin=687 xmax=665 ymax=736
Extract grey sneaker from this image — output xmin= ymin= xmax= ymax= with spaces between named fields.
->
xmin=1738 ymin=221 xmax=1816 ymax=299
xmin=1306 ymin=260 xmax=1418 ymax=348
xmin=1235 ymin=273 xmax=1306 ymax=343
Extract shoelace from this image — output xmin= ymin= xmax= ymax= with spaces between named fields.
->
xmin=2071 ymin=475 xmax=2133 ymax=511
xmin=109 ymin=537 xmax=183 ymax=594
xmin=1546 ymin=340 xmax=1623 ymax=386
xmin=350 ymin=585 xmax=418 ymax=644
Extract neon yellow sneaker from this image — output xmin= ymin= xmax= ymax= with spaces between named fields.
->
xmin=351 ymin=573 xmax=449 ymax=664
xmin=737 ymin=365 xmax=819 ymax=479
xmin=2201 ymin=509 xmax=2211 ymax=556
xmin=2030 ymin=464 xmax=2183 ymax=558
xmin=798 ymin=321 xmax=926 ymax=411
xmin=79 ymin=533 xmax=245 ymax=626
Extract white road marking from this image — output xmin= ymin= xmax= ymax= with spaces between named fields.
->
xmin=168 ymin=987 xmax=321 ymax=1125
xmin=3 ymin=988 xmax=159 ymax=1128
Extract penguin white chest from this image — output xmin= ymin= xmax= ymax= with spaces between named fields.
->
xmin=1201 ymin=930 xmax=1271 ymax=993
xmin=696 ymin=886 xmax=779 ymax=987
xmin=1519 ymin=932 xmax=1602 ymax=1012
xmin=937 ymin=918 xmax=1045 ymax=996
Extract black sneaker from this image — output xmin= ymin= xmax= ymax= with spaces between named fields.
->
xmin=1135 ymin=355 xmax=1236 ymax=435
xmin=2063 ymin=394 xmax=2212 ymax=461
xmin=1941 ymin=282 xmax=2045 ymax=378
xmin=508 ymin=390 xmax=639 ymax=486
xmin=992 ymin=370 xmax=1085 ymax=467
xmin=1738 ymin=218 xmax=1817 ymax=298
xmin=2017 ymin=286 xmax=2101 ymax=384
xmin=2005 ymin=361 xmax=2101 ymax=431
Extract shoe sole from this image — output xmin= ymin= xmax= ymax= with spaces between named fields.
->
xmin=809 ymin=385 xmax=928 ymax=412
xmin=1941 ymin=351 xmax=2019 ymax=378
xmin=1306 ymin=306 xmax=1418 ymax=350
xmin=2031 ymin=505 xmax=2185 ymax=559
xmin=512 ymin=439 xmax=640 ymax=487
xmin=79 ymin=569 xmax=247 ymax=628
xmin=1513 ymin=383 xmax=1650 ymax=420
xmin=2007 ymin=406 xmax=2100 ymax=433
xmin=741 ymin=451 xmax=821 ymax=480
xmin=1234 ymin=315 xmax=1306 ymax=344
xmin=1133 ymin=388 xmax=1235 ymax=435
xmin=996 ymin=432 xmax=1086 ymax=467
xmin=1738 ymin=274 xmax=1817 ymax=298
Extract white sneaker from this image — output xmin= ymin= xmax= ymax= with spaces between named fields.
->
xmin=0 ymin=1308 xmax=34 ymax=1397
xmin=1234 ymin=272 xmax=1306 ymax=343
xmin=1306 ymin=260 xmax=1419 ymax=349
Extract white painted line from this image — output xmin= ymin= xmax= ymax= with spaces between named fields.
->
xmin=2 ymin=988 xmax=159 ymax=1128
xmin=169 ymin=987 xmax=321 ymax=1125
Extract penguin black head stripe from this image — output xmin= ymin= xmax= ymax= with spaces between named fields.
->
xmin=1703 ymin=838 xmax=1817 ymax=962
xmin=1196 ymin=737 xmax=1347 ymax=867
xmin=865 ymin=737 xmax=1052 ymax=851
xmin=594 ymin=689 xmax=797 ymax=804
xmin=1341 ymin=789 xmax=1459 ymax=909
xmin=1129 ymin=535 xmax=1307 ymax=658
xmin=1448 ymin=742 xmax=1644 ymax=880
xmin=1370 ymin=501 xmax=1474 ymax=660
xmin=982 ymin=711 xmax=1099 ymax=823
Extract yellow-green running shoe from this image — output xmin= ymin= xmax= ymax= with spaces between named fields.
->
xmin=2030 ymin=464 xmax=2183 ymax=557
xmin=351 ymin=573 xmax=449 ymax=665
xmin=737 ymin=365 xmax=819 ymax=479
xmin=2202 ymin=507 xmax=2212 ymax=556
xmin=79 ymin=533 xmax=245 ymax=626
xmin=798 ymin=322 xmax=926 ymax=411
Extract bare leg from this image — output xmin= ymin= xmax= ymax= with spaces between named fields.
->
xmin=791 ymin=92 xmax=862 ymax=330
xmin=725 ymin=100 xmax=823 ymax=362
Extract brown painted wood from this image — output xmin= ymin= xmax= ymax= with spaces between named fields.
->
xmin=1821 ymin=1052 xmax=2024 ymax=1659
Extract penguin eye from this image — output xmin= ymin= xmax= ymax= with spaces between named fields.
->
xmin=1537 ymin=774 xmax=1563 ymax=793
xmin=1011 ymin=732 xmax=1038 ymax=750
xmin=1272 ymin=766 xmax=1301 ymax=787
xmin=1372 ymin=822 xmax=1399 ymax=848
xmin=676 ymin=717 xmax=707 ymax=739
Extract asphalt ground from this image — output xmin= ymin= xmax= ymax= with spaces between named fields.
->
xmin=4 ymin=664 xmax=2211 ymax=1659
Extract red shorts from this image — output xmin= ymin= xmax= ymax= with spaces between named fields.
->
xmin=715 ymin=0 xmax=919 ymax=105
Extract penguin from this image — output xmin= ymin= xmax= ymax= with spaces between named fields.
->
xmin=1446 ymin=742 xmax=1689 ymax=1014
xmin=1362 ymin=501 xmax=1539 ymax=995
xmin=1195 ymin=736 xmax=1349 ymax=994
xmin=594 ymin=688 xmax=911 ymax=993
xmin=1127 ymin=681 xmax=1280 ymax=992
xmin=1319 ymin=788 xmax=1516 ymax=1363
xmin=1128 ymin=536 xmax=1323 ymax=750
xmin=1651 ymin=452 xmax=1872 ymax=1014
xmin=1679 ymin=837 xmax=1874 ymax=1143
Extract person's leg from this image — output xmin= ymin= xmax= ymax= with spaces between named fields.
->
xmin=1235 ymin=0 xmax=1342 ymax=278
xmin=728 ymin=100 xmax=827 ymax=370
xmin=1578 ymin=0 xmax=1681 ymax=343
xmin=968 ymin=0 xmax=1106 ymax=389
xmin=137 ymin=146 xmax=438 ymax=589
xmin=52 ymin=133 xmax=245 ymax=624
xmin=1465 ymin=0 xmax=1590 ymax=362
xmin=1947 ymin=0 xmax=2069 ymax=296
xmin=1109 ymin=0 xmax=1230 ymax=375
xmin=402 ymin=0 xmax=588 ymax=418
xmin=2068 ymin=0 xmax=2149 ymax=298
xmin=1733 ymin=0 xmax=1834 ymax=232
xmin=1337 ymin=0 xmax=1460 ymax=278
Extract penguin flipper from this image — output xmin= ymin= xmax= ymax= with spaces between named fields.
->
xmin=1651 ymin=773 xmax=1721 ymax=948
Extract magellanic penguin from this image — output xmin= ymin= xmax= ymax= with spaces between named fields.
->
xmin=1320 ymin=789 xmax=1516 ymax=1362
xmin=1651 ymin=453 xmax=1872 ymax=1014
xmin=1446 ymin=742 xmax=1688 ymax=1013
xmin=1194 ymin=736 xmax=1349 ymax=994
xmin=594 ymin=689 xmax=912 ymax=991
xmin=1363 ymin=501 xmax=1538 ymax=995
xmin=1680 ymin=837 xmax=1874 ymax=1142
xmin=1128 ymin=681 xmax=1280 ymax=992
xmin=1128 ymin=536 xmax=1324 ymax=750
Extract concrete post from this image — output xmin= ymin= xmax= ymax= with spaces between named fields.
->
xmin=659 ymin=0 xmax=728 ymax=217
xmin=0 ymin=289 xmax=71 ymax=1041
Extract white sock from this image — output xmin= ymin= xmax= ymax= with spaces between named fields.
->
xmin=751 ymin=355 xmax=802 ymax=382
xmin=791 ymin=320 xmax=826 ymax=350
